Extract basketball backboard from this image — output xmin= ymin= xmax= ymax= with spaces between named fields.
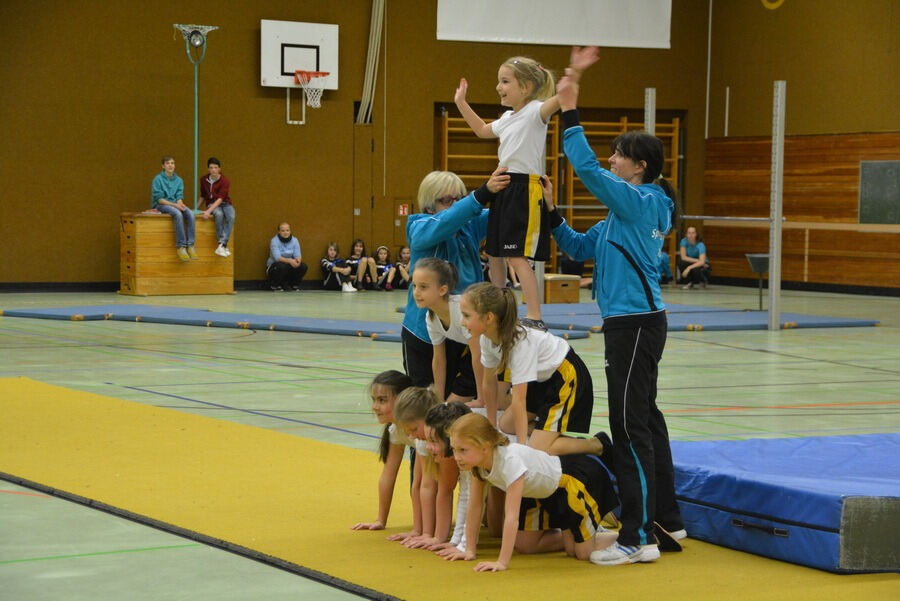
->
xmin=260 ymin=20 xmax=338 ymax=90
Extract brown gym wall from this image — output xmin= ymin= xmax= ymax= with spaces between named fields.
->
xmin=0 ymin=1 xmax=894 ymax=286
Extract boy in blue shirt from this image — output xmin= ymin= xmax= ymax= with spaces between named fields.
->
xmin=151 ymin=156 xmax=196 ymax=261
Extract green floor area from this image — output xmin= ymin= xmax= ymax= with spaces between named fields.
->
xmin=1 ymin=285 xmax=898 ymax=599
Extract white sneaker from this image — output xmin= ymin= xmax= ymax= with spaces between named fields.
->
xmin=669 ymin=529 xmax=688 ymax=540
xmin=224 ymin=247 xmax=231 ymax=256
xmin=215 ymin=244 xmax=228 ymax=257
xmin=341 ymin=282 xmax=357 ymax=293
xmin=590 ymin=543 xmax=648 ymax=566
xmin=640 ymin=544 xmax=660 ymax=562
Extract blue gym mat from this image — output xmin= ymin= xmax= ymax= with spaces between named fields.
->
xmin=0 ymin=305 xmax=588 ymax=342
xmin=4 ymin=304 xmax=877 ymax=334
xmin=399 ymin=302 xmax=876 ymax=331
xmin=672 ymin=434 xmax=900 ymax=572
xmin=0 ymin=305 xmax=401 ymax=337
xmin=538 ymin=310 xmax=879 ymax=333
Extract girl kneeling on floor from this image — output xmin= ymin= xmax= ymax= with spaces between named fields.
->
xmin=460 ymin=282 xmax=610 ymax=458
xmin=445 ymin=413 xmax=619 ymax=571
xmin=351 ymin=371 xmax=426 ymax=537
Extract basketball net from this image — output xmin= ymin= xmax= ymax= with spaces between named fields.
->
xmin=295 ymin=71 xmax=328 ymax=108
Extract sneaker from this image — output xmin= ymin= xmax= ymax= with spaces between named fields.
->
xmin=291 ymin=285 xmax=302 ymax=291
xmin=640 ymin=544 xmax=661 ymax=562
xmin=342 ymin=282 xmax=357 ymax=293
xmin=270 ymin=285 xmax=283 ymax=291
xmin=520 ymin=318 xmax=548 ymax=331
xmin=590 ymin=543 xmax=646 ymax=566
xmin=593 ymin=527 xmax=619 ymax=550
xmin=224 ymin=247 xmax=231 ymax=257
xmin=186 ymin=246 xmax=199 ymax=260
xmin=215 ymin=244 xmax=228 ymax=257
xmin=669 ymin=529 xmax=688 ymax=541
xmin=384 ymin=282 xmax=393 ymax=291
xmin=681 ymin=283 xmax=693 ymax=290
xmin=176 ymin=247 xmax=190 ymax=262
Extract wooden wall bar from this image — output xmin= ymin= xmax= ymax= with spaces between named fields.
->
xmin=701 ymin=133 xmax=900 ymax=289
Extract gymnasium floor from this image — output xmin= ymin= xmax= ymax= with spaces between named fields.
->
xmin=1 ymin=284 xmax=898 ymax=600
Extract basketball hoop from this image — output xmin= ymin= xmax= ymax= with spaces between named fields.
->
xmin=294 ymin=70 xmax=329 ymax=108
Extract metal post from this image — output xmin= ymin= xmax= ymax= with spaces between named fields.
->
xmin=193 ymin=61 xmax=199 ymax=211
xmin=767 ymin=81 xmax=786 ymax=330
xmin=644 ymin=88 xmax=656 ymax=135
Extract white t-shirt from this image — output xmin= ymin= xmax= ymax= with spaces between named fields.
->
xmin=491 ymin=99 xmax=548 ymax=176
xmin=425 ymin=295 xmax=471 ymax=345
xmin=477 ymin=443 xmax=561 ymax=499
xmin=480 ymin=327 xmax=569 ymax=386
xmin=388 ymin=423 xmax=414 ymax=448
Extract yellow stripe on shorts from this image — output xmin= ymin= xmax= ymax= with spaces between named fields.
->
xmin=560 ymin=474 xmax=603 ymax=541
xmin=523 ymin=174 xmax=543 ymax=258
xmin=543 ymin=358 xmax=577 ymax=432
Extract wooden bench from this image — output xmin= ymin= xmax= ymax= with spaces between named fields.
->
xmin=119 ymin=212 xmax=234 ymax=296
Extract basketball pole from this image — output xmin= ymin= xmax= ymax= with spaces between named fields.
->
xmin=173 ymin=25 xmax=217 ymax=211
xmin=767 ymin=81 xmax=786 ymax=330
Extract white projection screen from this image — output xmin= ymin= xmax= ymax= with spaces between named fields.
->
xmin=436 ymin=0 xmax=671 ymax=49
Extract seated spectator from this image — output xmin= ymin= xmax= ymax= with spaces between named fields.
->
xmin=321 ymin=242 xmax=355 ymax=292
xmin=678 ymin=226 xmax=710 ymax=289
xmin=347 ymin=238 xmax=377 ymax=290
xmin=387 ymin=245 xmax=411 ymax=290
xmin=266 ymin=222 xmax=308 ymax=291
xmin=373 ymin=245 xmax=393 ymax=290
xmin=199 ymin=157 xmax=235 ymax=258
xmin=151 ymin=156 xmax=196 ymax=261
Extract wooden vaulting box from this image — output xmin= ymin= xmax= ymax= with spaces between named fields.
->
xmin=120 ymin=213 xmax=234 ymax=296
xmin=543 ymin=273 xmax=580 ymax=304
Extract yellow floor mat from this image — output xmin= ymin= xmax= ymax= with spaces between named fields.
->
xmin=1 ymin=378 xmax=896 ymax=600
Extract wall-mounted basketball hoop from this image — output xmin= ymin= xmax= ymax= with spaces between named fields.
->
xmin=286 ymin=70 xmax=329 ymax=125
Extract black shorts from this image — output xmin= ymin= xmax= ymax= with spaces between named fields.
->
xmin=525 ymin=348 xmax=594 ymax=435
xmin=401 ymin=329 xmax=475 ymax=398
xmin=518 ymin=454 xmax=618 ymax=543
xmin=445 ymin=339 xmax=476 ymax=398
xmin=484 ymin=173 xmax=549 ymax=261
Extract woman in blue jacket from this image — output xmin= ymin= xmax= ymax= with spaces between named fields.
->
xmin=544 ymin=47 xmax=685 ymax=566
xmin=401 ymin=168 xmax=508 ymax=395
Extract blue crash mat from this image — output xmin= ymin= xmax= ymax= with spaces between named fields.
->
xmin=0 ymin=305 xmax=401 ymax=337
xmin=672 ymin=434 xmax=900 ymax=572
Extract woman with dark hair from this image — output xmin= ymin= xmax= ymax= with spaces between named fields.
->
xmin=678 ymin=226 xmax=710 ymax=289
xmin=543 ymin=46 xmax=685 ymax=567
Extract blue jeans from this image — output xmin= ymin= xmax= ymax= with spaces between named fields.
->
xmin=212 ymin=204 xmax=235 ymax=245
xmin=157 ymin=204 xmax=195 ymax=247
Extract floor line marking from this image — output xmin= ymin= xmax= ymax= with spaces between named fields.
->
xmin=118 ymin=385 xmax=380 ymax=440
xmin=0 ymin=489 xmax=51 ymax=498
xmin=0 ymin=543 xmax=201 ymax=565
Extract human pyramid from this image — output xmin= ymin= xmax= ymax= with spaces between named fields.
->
xmin=352 ymin=47 xmax=686 ymax=571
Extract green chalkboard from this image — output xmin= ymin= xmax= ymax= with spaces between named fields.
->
xmin=859 ymin=161 xmax=900 ymax=224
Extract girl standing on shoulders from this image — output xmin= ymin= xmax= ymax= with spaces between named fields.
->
xmin=459 ymin=282 xmax=610 ymax=459
xmin=455 ymin=56 xmax=560 ymax=328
